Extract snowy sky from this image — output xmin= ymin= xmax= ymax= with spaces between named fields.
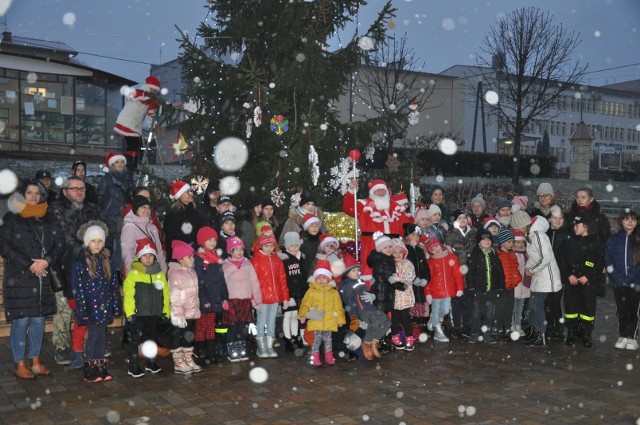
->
xmin=3 ymin=0 xmax=639 ymax=86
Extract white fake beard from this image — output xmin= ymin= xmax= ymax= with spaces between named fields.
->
xmin=371 ymin=193 xmax=390 ymax=211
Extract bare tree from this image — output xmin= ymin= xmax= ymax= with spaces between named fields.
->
xmin=353 ymin=33 xmax=435 ymax=153
xmin=477 ymin=7 xmax=587 ymax=184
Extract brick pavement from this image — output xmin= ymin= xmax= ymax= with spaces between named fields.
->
xmin=0 ymin=294 xmax=638 ymax=425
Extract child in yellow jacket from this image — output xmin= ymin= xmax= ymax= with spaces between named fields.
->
xmin=299 ymin=260 xmax=346 ymax=366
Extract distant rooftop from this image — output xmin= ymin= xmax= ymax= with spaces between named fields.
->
xmin=0 ymin=31 xmax=77 ymax=59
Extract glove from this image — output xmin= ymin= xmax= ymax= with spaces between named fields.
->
xmin=359 ymin=320 xmax=368 ymax=330
xmin=360 ymin=292 xmax=376 ymax=304
xmin=388 ymin=275 xmax=399 ymax=284
xmin=456 ymin=290 xmax=464 ymax=297
xmin=248 ymin=322 xmax=257 ymax=336
xmin=222 ymin=300 xmax=230 ymax=311
xmin=418 ymin=279 xmax=429 ymax=287
xmin=349 ymin=315 xmax=360 ymax=332
xmin=171 ymin=316 xmax=187 ymax=328
xmin=159 ymin=315 xmax=170 ymax=325
xmin=426 ymin=294 xmax=433 ymax=304
xmin=126 ymin=315 xmax=136 ymax=324
xmin=288 ymin=297 xmax=296 ymax=307
xmin=282 ymin=300 xmax=290 ymax=310
xmin=412 ymin=277 xmax=422 ymax=286
xmin=306 ymin=307 xmax=325 ymax=321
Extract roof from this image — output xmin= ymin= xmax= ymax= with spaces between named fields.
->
xmin=1 ymin=32 xmax=77 ymax=56
xmin=569 ymin=121 xmax=594 ymax=141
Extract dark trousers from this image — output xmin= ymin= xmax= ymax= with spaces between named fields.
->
xmin=361 ymin=309 xmax=392 ymax=342
xmin=85 ymin=323 xmax=107 ymax=360
xmin=451 ymin=292 xmax=473 ymax=329
xmin=613 ymin=286 xmax=640 ymax=339
xmin=128 ymin=316 xmax=159 ymax=357
xmin=391 ymin=308 xmax=412 ymax=337
xmin=171 ymin=319 xmax=196 ymax=349
xmin=226 ymin=323 xmax=247 ymax=343
xmin=471 ymin=292 xmax=497 ymax=335
xmin=564 ymin=284 xmax=597 ymax=333
xmin=494 ymin=288 xmax=515 ymax=331
xmin=544 ymin=287 xmax=564 ymax=330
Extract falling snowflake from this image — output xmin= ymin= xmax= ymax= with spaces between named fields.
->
xmin=290 ymin=192 xmax=302 ymax=209
xmin=365 ymin=144 xmax=376 ymax=161
xmin=408 ymin=111 xmax=420 ymax=126
xmin=254 ymin=106 xmax=262 ymax=127
xmin=190 ymin=176 xmax=209 ymax=195
xmin=308 ymin=145 xmax=320 ymax=186
xmin=270 ymin=187 xmax=286 ymax=207
xmin=329 ymin=157 xmax=359 ymax=195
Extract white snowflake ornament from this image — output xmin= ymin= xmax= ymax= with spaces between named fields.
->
xmin=365 ymin=144 xmax=376 ymax=161
xmin=290 ymin=192 xmax=302 ymax=209
xmin=329 ymin=157 xmax=359 ymax=195
xmin=270 ymin=187 xmax=286 ymax=207
xmin=408 ymin=111 xmax=420 ymax=126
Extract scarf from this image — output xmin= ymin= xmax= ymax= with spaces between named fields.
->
xmin=197 ymin=247 xmax=222 ymax=265
xmin=18 ymin=202 xmax=48 ymax=219
xmin=296 ymin=206 xmax=314 ymax=217
xmin=228 ymin=257 xmax=244 ymax=268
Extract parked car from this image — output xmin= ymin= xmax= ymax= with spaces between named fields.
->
xmin=613 ymin=168 xmax=639 ymax=182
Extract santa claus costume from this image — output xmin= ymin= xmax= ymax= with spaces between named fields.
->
xmin=342 ymin=179 xmax=411 ymax=282
xmin=114 ymin=76 xmax=162 ymax=170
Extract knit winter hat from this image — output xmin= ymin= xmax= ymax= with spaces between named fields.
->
xmin=226 ymin=236 xmax=245 ymax=253
xmin=302 ymin=213 xmax=320 ymax=230
xmin=414 ymin=208 xmax=429 ymax=224
xmin=319 ymin=234 xmax=339 ymax=249
xmin=105 ymin=152 xmax=126 ymax=168
xmin=483 ymin=216 xmax=501 ymax=230
xmin=219 ymin=211 xmax=236 ymax=225
xmin=390 ymin=238 xmax=408 ymax=257
xmin=82 ymin=224 xmax=106 ymax=247
xmin=254 ymin=220 xmax=271 ymax=235
xmin=425 ymin=203 xmax=441 ymax=217
xmin=135 ymin=238 xmax=158 ymax=258
xmin=131 ymin=195 xmax=151 ymax=215
xmin=343 ymin=331 xmax=362 ymax=351
xmin=497 ymin=228 xmax=515 ymax=245
xmin=284 ymin=232 xmax=302 ymax=249
xmin=537 ymin=182 xmax=554 ymax=198
xmin=511 ymin=230 xmax=526 ymax=241
xmin=510 ymin=211 xmax=532 ymax=229
xmin=495 ymin=197 xmax=511 ymax=212
xmin=197 ymin=226 xmax=218 ymax=246
xmin=169 ymin=181 xmax=191 ymax=200
xmin=313 ymin=260 xmax=333 ymax=279
xmin=244 ymin=193 xmax=263 ymax=210
xmin=476 ymin=229 xmax=493 ymax=244
xmin=257 ymin=229 xmax=277 ymax=248
xmin=573 ymin=211 xmax=595 ymax=226
xmin=451 ymin=209 xmax=467 ymax=221
xmin=426 ymin=239 xmax=444 ymax=254
xmin=403 ymin=223 xmax=421 ymax=237
xmin=171 ymin=240 xmax=194 ymax=260
xmin=511 ymin=196 xmax=528 ymax=212
xmin=374 ymin=232 xmax=393 ymax=251
xmin=299 ymin=191 xmax=316 ymax=206
xmin=469 ymin=193 xmax=486 ymax=209
xmin=548 ymin=205 xmax=563 ymax=218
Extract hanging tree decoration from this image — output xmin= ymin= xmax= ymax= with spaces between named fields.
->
xmin=386 ymin=153 xmax=400 ymax=172
xmin=270 ymin=114 xmax=289 ymax=135
xmin=408 ymin=111 xmax=420 ymax=126
xmin=270 ymin=187 xmax=286 ymax=208
xmin=290 ymin=192 xmax=302 ymax=209
xmin=253 ymin=86 xmax=263 ymax=127
xmin=308 ymin=145 xmax=320 ymax=186
xmin=365 ymin=144 xmax=376 ymax=161
xmin=170 ymin=132 xmax=191 ymax=158
xmin=329 ymin=157 xmax=359 ymax=195
xmin=190 ymin=175 xmax=209 ymax=195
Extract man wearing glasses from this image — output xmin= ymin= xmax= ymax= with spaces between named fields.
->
xmin=49 ymin=176 xmax=113 ymax=366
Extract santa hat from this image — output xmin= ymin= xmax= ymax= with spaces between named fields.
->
xmin=319 ymin=234 xmax=339 ymax=249
xmin=426 ymin=239 xmax=443 ymax=254
xmin=171 ymin=240 xmax=194 ymax=260
xmin=511 ymin=196 xmax=528 ymax=213
xmin=342 ymin=254 xmax=360 ymax=274
xmin=105 ymin=152 xmax=126 ymax=169
xmin=144 ymin=76 xmax=161 ymax=91
xmin=197 ymin=226 xmax=218 ymax=247
xmin=135 ymin=238 xmax=158 ymax=258
xmin=257 ymin=229 xmax=277 ymax=248
xmin=169 ymin=181 xmax=191 ymax=200
xmin=302 ymin=214 xmax=320 ymax=231
xmin=511 ymin=230 xmax=526 ymax=241
xmin=483 ymin=216 xmax=501 ymax=230
xmin=226 ymin=236 xmax=245 ymax=254
xmin=374 ymin=232 xmax=392 ymax=251
xmin=368 ymin=179 xmax=388 ymax=196
xmin=313 ymin=260 xmax=333 ymax=279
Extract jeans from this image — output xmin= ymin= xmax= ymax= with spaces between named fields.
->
xmin=11 ymin=316 xmax=45 ymax=363
xmin=512 ymin=298 xmax=526 ymax=328
xmin=529 ymin=292 xmax=549 ymax=332
xmin=430 ymin=297 xmax=452 ymax=327
xmin=256 ymin=302 xmax=279 ymax=338
xmin=85 ymin=323 xmax=107 ymax=360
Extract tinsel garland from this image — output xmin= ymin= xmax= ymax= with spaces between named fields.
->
xmin=323 ymin=212 xmax=357 ymax=242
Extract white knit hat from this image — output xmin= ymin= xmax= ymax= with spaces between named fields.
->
xmin=537 ymin=182 xmax=554 ymax=197
xmin=374 ymin=232 xmax=392 ymax=251
xmin=425 ymin=203 xmax=441 ymax=217
xmin=83 ymin=225 xmax=106 ymax=247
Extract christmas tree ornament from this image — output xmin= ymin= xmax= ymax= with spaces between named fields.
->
xmin=308 ymin=145 xmax=320 ymax=186
xmin=170 ymin=132 xmax=190 ymax=158
xmin=348 ymin=149 xmax=361 ymax=162
xmin=388 ymin=19 xmax=396 ymax=30
xmin=386 ymin=154 xmax=400 ymax=172
xmin=365 ymin=144 xmax=376 ymax=161
xmin=253 ymin=106 xmax=262 ymax=127
xmin=270 ymin=187 xmax=286 ymax=207
xmin=408 ymin=100 xmax=418 ymax=111
xmin=329 ymin=157 xmax=359 ymax=195
xmin=270 ymin=114 xmax=289 ymax=135
xmin=246 ymin=119 xmax=253 ymax=138
xmin=408 ymin=111 xmax=420 ymax=126
xmin=190 ymin=175 xmax=209 ymax=195
xmin=358 ymin=36 xmax=374 ymax=51
xmin=214 ymin=137 xmax=248 ymax=171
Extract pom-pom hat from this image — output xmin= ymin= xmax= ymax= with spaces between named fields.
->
xmin=313 ymin=260 xmax=333 ymax=279
xmin=171 ymin=240 xmax=194 ymax=260
xmin=135 ymin=238 xmax=158 ymax=258
xmin=368 ymin=179 xmax=388 ymax=195
xmin=197 ymin=226 xmax=218 ymax=246
xmin=374 ymin=232 xmax=392 ymax=251
xmin=105 ymin=152 xmax=126 ymax=168
xmin=169 ymin=181 xmax=191 ymax=200
xmin=302 ymin=214 xmax=320 ymax=230
xmin=510 ymin=211 xmax=532 ymax=229
xmin=469 ymin=193 xmax=486 ymax=209
xmin=226 ymin=236 xmax=245 ymax=253
xmin=537 ymin=182 xmax=554 ymax=198
xmin=257 ymin=229 xmax=277 ymax=248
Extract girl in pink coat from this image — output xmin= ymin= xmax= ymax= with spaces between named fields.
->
xmin=168 ymin=240 xmax=201 ymax=374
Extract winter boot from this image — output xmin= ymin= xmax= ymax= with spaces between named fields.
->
xmin=379 ymin=335 xmax=395 ymax=354
xmin=84 ymin=360 xmax=102 ymax=383
xmin=205 ymin=340 xmax=220 ymax=364
xmin=324 ymin=351 xmax=336 ymax=365
xmin=391 ymin=334 xmax=405 ymax=350
xmin=171 ymin=348 xmax=192 ymax=374
xmin=531 ymin=332 xmax=546 ymax=347
xmin=30 ymin=357 xmax=51 ymax=376
xmin=405 ymin=336 xmax=416 ymax=351
xmin=193 ymin=341 xmax=209 ymax=366
xmin=72 ymin=351 xmax=84 ymax=369
xmin=97 ymin=359 xmax=112 ymax=381
xmin=145 ymin=358 xmax=162 ymax=374
xmin=227 ymin=342 xmax=240 ymax=362
xmin=265 ymin=336 xmax=278 ymax=358
xmin=565 ymin=328 xmax=576 ymax=347
xmin=238 ymin=341 xmax=249 ymax=361
xmin=434 ymin=325 xmax=450 ymax=342
xmin=583 ymin=331 xmax=593 ymax=348
xmin=371 ymin=339 xmax=382 ymax=358
xmin=310 ymin=352 xmax=322 ymax=366
xmin=183 ymin=347 xmax=202 ymax=373
xmin=128 ymin=354 xmax=145 ymax=378
xmin=256 ymin=337 xmax=269 ymax=358
xmin=284 ymin=337 xmax=295 ymax=352
xmin=361 ymin=341 xmax=374 ymax=360
xmin=523 ymin=326 xmax=536 ymax=344
xmin=411 ymin=322 xmax=422 ymax=341
xmin=14 ymin=360 xmax=35 ymax=380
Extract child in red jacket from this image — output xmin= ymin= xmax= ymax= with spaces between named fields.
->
xmin=426 ymin=239 xmax=464 ymax=343
xmin=495 ymin=228 xmax=522 ymax=340
xmin=251 ymin=229 xmax=289 ymax=358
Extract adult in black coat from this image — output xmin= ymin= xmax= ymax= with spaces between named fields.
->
xmin=566 ymin=187 xmax=611 ymax=244
xmin=163 ymin=181 xmax=203 ymax=260
xmin=0 ymin=180 xmax=65 ymax=379
xmin=71 ymin=160 xmax=98 ymax=205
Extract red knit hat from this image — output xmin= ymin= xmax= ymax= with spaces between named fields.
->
xmin=197 ymin=226 xmax=218 ymax=246
xmin=313 ymin=260 xmax=333 ymax=279
xmin=169 ymin=181 xmax=192 ymax=200
xmin=319 ymin=233 xmax=339 ymax=249
xmin=257 ymin=229 xmax=277 ymax=248
xmin=145 ymin=76 xmax=161 ymax=91
xmin=302 ymin=213 xmax=320 ymax=231
xmin=426 ymin=239 xmax=443 ymax=254
xmin=135 ymin=238 xmax=158 ymax=258
xmin=105 ymin=152 xmax=126 ymax=168
xmin=171 ymin=240 xmax=194 ymax=260
xmin=226 ymin=236 xmax=245 ymax=254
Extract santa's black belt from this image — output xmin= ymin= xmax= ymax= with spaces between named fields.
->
xmin=361 ymin=232 xmax=400 ymax=238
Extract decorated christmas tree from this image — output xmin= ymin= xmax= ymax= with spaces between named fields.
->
xmin=176 ymin=0 xmax=396 ymax=209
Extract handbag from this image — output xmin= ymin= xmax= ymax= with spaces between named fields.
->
xmin=47 ymin=263 xmax=67 ymax=293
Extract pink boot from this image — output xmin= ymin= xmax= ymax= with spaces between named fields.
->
xmin=391 ymin=334 xmax=405 ymax=350
xmin=310 ymin=352 xmax=322 ymax=366
xmin=405 ymin=336 xmax=415 ymax=352
xmin=324 ymin=351 xmax=335 ymax=365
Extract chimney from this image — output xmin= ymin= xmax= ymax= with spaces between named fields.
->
xmin=2 ymin=31 xmax=12 ymax=43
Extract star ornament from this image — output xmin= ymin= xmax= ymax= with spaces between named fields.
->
xmin=190 ymin=176 xmax=209 ymax=195
xmin=170 ymin=132 xmax=191 ymax=158
xmin=270 ymin=114 xmax=289 ymax=135
xmin=388 ymin=19 xmax=396 ymax=30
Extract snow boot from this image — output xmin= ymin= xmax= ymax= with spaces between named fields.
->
xmin=324 ymin=351 xmax=336 ymax=365
xmin=183 ymin=347 xmax=202 ymax=373
xmin=310 ymin=352 xmax=322 ymax=366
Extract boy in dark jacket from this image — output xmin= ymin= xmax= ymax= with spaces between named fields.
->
xmin=466 ymin=229 xmax=506 ymax=344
